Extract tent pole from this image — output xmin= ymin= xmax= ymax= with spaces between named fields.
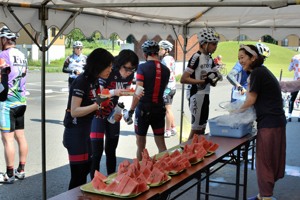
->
xmin=179 ymin=25 xmax=188 ymax=143
xmin=39 ymin=1 xmax=50 ymax=199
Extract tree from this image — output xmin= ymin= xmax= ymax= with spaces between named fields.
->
xmin=65 ymin=29 xmax=85 ymax=48
xmin=110 ymin=33 xmax=119 ymax=51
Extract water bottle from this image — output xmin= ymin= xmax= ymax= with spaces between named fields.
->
xmin=123 ymin=109 xmax=133 ymax=125
xmin=108 ymin=102 xmax=125 ymax=124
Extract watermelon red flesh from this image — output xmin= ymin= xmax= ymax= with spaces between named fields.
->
xmin=196 ymin=147 xmax=207 ymax=160
xmin=117 ymin=176 xmax=139 ymax=196
xmin=140 ymin=165 xmax=151 ymax=179
xmin=207 ymin=143 xmax=219 ymax=152
xmin=91 ymin=176 xmax=107 ymax=192
xmin=94 ymin=170 xmax=107 ymax=181
xmin=191 ymin=134 xmax=199 ymax=144
xmin=136 ymin=174 xmax=149 ymax=193
xmin=146 ymin=167 xmax=165 ymax=185
xmin=114 ymin=175 xmax=130 ymax=196
xmin=101 ymin=180 xmax=118 ymax=194
xmin=170 ymin=149 xmax=181 ymax=158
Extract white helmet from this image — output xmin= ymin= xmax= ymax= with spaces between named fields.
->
xmin=256 ymin=43 xmax=270 ymax=58
xmin=158 ymin=40 xmax=173 ymax=51
xmin=0 ymin=26 xmax=19 ymax=39
xmin=197 ymin=28 xmax=220 ymax=45
xmin=73 ymin=41 xmax=83 ymax=48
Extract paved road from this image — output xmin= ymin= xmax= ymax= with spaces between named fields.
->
xmin=0 ymin=71 xmax=299 ymax=200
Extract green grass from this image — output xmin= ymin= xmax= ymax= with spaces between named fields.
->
xmin=212 ymin=41 xmax=299 ymax=78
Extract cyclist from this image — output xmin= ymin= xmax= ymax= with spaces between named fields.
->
xmin=62 ymin=41 xmax=87 ymax=87
xmin=90 ymin=49 xmax=139 ymax=178
xmin=227 ymin=43 xmax=270 ymax=102
xmin=0 ymin=26 xmax=28 ymax=184
xmin=286 ymin=53 xmax=300 ymax=122
xmin=62 ymin=48 xmax=114 ymax=190
xmin=124 ymin=40 xmax=170 ymax=161
xmin=158 ymin=40 xmax=177 ymax=138
xmin=180 ymin=27 xmax=221 ymax=140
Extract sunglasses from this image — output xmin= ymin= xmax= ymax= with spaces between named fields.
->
xmin=123 ymin=65 xmax=136 ymax=73
xmin=75 ymin=47 xmax=83 ymax=50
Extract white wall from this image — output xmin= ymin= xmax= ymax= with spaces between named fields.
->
xmin=18 ymin=44 xmax=65 ymax=62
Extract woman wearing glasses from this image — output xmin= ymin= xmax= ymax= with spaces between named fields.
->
xmin=62 ymin=41 xmax=87 ymax=87
xmin=90 ymin=49 xmax=139 ymax=178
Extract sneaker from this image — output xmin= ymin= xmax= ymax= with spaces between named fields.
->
xmin=287 ymin=117 xmax=292 ymax=122
xmin=171 ymin=128 xmax=177 ymax=136
xmin=14 ymin=169 xmax=25 ymax=180
xmin=0 ymin=173 xmax=15 ymax=184
xmin=164 ymin=130 xmax=172 ymax=138
xmin=298 ymin=118 xmax=300 ymax=122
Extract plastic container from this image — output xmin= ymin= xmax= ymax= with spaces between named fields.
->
xmin=208 ymin=117 xmax=253 ymax=138
xmin=107 ymin=102 xmax=124 ymax=124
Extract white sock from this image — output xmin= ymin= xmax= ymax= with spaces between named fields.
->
xmin=288 ymin=113 xmax=291 ymax=118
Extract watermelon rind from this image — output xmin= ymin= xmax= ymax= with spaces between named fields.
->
xmin=80 ymin=182 xmax=150 ymax=199
xmin=168 ymin=169 xmax=185 ymax=176
xmin=190 ymin=158 xmax=204 ymax=165
xmin=148 ymin=175 xmax=171 ymax=187
xmin=205 ymin=151 xmax=215 ymax=157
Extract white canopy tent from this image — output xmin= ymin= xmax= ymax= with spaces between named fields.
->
xmin=1 ymin=1 xmax=300 ymax=199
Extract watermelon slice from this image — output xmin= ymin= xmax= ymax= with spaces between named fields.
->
xmin=91 ymin=176 xmax=107 ymax=192
xmin=94 ymin=170 xmax=107 ymax=181
xmin=191 ymin=134 xmax=199 ymax=144
xmin=140 ymin=165 xmax=151 ymax=179
xmin=147 ymin=167 xmax=166 ymax=186
xmin=170 ymin=149 xmax=181 ymax=158
xmin=135 ymin=173 xmax=149 ymax=193
xmin=114 ymin=175 xmax=138 ymax=196
xmin=207 ymin=143 xmax=219 ymax=152
xmin=101 ymin=180 xmax=118 ymax=195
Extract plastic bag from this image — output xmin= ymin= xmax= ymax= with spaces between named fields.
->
xmin=214 ymin=101 xmax=256 ymax=128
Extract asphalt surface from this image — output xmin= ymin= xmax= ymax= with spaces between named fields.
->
xmin=0 ymin=71 xmax=299 ymax=200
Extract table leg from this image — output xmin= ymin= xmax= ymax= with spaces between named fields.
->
xmin=197 ymin=173 xmax=202 ymax=200
xmin=235 ymin=147 xmax=241 ymax=199
xmin=243 ymin=142 xmax=250 ymax=200
xmin=205 ymin=169 xmax=210 ymax=200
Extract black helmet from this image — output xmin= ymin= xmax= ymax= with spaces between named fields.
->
xmin=141 ymin=40 xmax=159 ymax=54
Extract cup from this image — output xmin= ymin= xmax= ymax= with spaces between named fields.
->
xmin=135 ymin=85 xmax=144 ymax=95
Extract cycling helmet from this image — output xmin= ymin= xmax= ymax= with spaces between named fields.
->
xmin=0 ymin=26 xmax=19 ymax=39
xmin=197 ymin=28 xmax=220 ymax=45
xmin=158 ymin=40 xmax=173 ymax=51
xmin=73 ymin=41 xmax=83 ymax=48
xmin=141 ymin=40 xmax=159 ymax=54
xmin=256 ymin=43 xmax=270 ymax=58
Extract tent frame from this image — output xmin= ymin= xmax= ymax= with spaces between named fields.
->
xmin=1 ymin=1 xmax=299 ymax=199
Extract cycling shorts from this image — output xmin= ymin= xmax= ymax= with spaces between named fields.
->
xmin=163 ymin=89 xmax=176 ymax=105
xmin=0 ymin=105 xmax=26 ymax=132
xmin=63 ymin=121 xmax=92 ymax=164
xmin=90 ymin=117 xmax=120 ymax=141
xmin=188 ymin=93 xmax=209 ymax=131
xmin=134 ymin=103 xmax=166 ymax=136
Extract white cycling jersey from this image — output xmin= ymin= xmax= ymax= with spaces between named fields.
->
xmin=288 ymin=54 xmax=300 ymax=80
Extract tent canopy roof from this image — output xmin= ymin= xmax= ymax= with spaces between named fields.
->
xmin=0 ymin=0 xmax=300 ymax=40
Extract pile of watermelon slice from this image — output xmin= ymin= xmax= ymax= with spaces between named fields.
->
xmin=89 ymin=135 xmax=219 ymax=197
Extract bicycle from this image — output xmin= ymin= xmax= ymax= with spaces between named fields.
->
xmin=282 ymin=93 xmax=300 ymax=109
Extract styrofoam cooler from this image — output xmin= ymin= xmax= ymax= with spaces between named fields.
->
xmin=208 ymin=117 xmax=253 ymax=138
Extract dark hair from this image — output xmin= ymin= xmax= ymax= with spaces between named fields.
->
xmin=114 ymin=49 xmax=139 ymax=70
xmin=83 ymin=48 xmax=114 ymax=82
xmin=239 ymin=44 xmax=264 ymax=70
